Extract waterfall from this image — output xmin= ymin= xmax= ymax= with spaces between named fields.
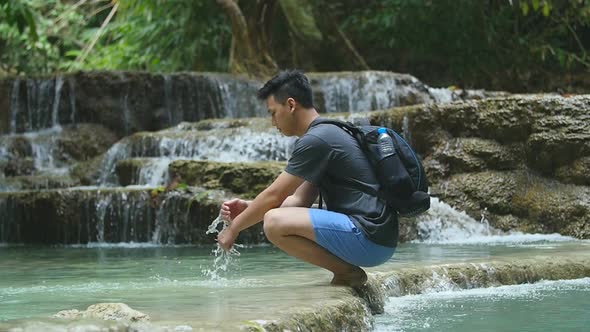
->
xmin=137 ymin=158 xmax=172 ymax=187
xmin=98 ymin=142 xmax=132 ymax=185
xmin=52 ymin=77 xmax=64 ymax=128
xmin=121 ymin=83 xmax=131 ymax=136
xmin=91 ymin=190 xmax=154 ymax=243
xmin=97 ymin=127 xmax=295 ymax=186
xmin=414 ymin=198 xmax=576 ymax=244
xmin=313 ymin=72 xmax=435 ymax=113
xmin=95 ymin=194 xmax=110 ymax=243
xmin=164 ymin=74 xmax=174 ymax=124
xmin=427 ymin=87 xmax=455 ymax=104
xmin=68 ymin=78 xmax=77 ymax=124
xmin=9 ymin=80 xmax=20 ymax=134
xmin=401 ymin=115 xmax=411 ymax=142
xmin=23 ymin=127 xmax=65 ymax=173
xmin=25 ymin=79 xmax=35 ymax=132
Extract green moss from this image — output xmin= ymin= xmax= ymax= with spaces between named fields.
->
xmin=169 ymin=160 xmax=286 ymax=199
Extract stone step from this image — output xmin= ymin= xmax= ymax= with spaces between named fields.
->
xmin=255 ymin=252 xmax=590 ymax=331
xmin=114 ymin=158 xmax=285 ymax=199
xmin=0 ymin=186 xmax=264 ymax=245
xmin=0 ymin=124 xmax=117 ymax=178
xmin=0 ymin=173 xmax=80 ymax=192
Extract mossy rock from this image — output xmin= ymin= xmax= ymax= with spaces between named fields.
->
xmin=57 ymin=124 xmax=118 ymax=161
xmin=555 ymin=156 xmax=590 ymax=186
xmin=169 ymin=160 xmax=286 ymax=199
xmin=432 ymin=138 xmax=521 ymax=174
xmin=433 ymin=170 xmax=590 ymax=237
xmin=70 ymin=154 xmax=104 ymax=185
xmin=115 ymin=158 xmax=154 ymax=186
xmin=0 ymin=174 xmax=79 ymax=191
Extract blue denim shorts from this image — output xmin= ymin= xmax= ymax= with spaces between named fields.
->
xmin=309 ymin=208 xmax=395 ymax=267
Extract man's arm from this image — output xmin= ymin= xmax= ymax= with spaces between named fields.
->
xmin=280 ymin=181 xmax=319 ymax=208
xmin=226 ymin=171 xmax=305 ymax=234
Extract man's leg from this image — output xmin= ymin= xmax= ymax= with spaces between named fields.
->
xmin=263 ymin=207 xmax=367 ymax=286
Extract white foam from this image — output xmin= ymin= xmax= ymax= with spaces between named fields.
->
xmin=387 ymin=277 xmax=590 ymax=305
xmin=414 ymin=198 xmax=577 ymax=245
xmin=65 ymin=242 xmax=191 ymax=249
xmin=376 ymin=278 xmax=590 ymax=332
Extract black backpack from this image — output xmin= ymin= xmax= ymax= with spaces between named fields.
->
xmin=312 ymin=118 xmax=430 ymax=217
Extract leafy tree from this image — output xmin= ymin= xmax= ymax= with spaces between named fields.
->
xmin=0 ymin=0 xmax=105 ymax=75
xmin=76 ymin=0 xmax=232 ymax=72
xmin=340 ymin=0 xmax=590 ymax=90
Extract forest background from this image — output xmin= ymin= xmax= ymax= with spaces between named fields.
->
xmin=1 ymin=0 xmax=589 ymax=93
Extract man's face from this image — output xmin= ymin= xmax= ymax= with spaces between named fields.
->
xmin=266 ymin=95 xmax=294 ymax=136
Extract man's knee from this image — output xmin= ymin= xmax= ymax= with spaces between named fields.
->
xmin=263 ymin=208 xmax=282 ymax=240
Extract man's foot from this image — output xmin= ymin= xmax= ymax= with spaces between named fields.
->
xmin=330 ymin=267 xmax=367 ymax=287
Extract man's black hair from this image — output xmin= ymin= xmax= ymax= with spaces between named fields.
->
xmin=257 ymin=70 xmax=314 ymax=108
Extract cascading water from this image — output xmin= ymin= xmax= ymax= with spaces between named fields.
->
xmin=97 ymin=125 xmax=295 ymax=187
xmin=9 ymin=79 xmax=20 ymax=134
xmin=413 ymin=198 xmax=575 ymax=245
xmin=312 ymin=71 xmax=461 ymax=113
xmin=137 ymin=158 xmax=172 ymax=187
xmin=51 ymin=76 xmax=64 ymax=128
xmin=68 ymin=78 xmax=77 ymax=124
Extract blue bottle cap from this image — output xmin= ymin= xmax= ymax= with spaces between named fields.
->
xmin=378 ymin=128 xmax=387 ymax=134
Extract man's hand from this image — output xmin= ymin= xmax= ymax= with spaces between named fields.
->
xmin=217 ymin=227 xmax=238 ymax=251
xmin=220 ymin=198 xmax=249 ymax=221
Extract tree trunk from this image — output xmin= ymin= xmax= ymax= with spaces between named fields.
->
xmin=216 ymin=0 xmax=278 ymax=76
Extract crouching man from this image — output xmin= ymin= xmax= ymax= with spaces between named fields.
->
xmin=218 ymin=70 xmax=398 ymax=286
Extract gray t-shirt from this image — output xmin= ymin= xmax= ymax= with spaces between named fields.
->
xmin=285 ymin=117 xmax=398 ymax=247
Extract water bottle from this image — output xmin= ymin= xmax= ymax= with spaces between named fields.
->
xmin=376 ymin=128 xmax=414 ymax=198
xmin=377 ymin=128 xmax=395 ymax=158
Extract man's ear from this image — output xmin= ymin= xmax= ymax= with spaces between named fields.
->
xmin=287 ymin=97 xmax=296 ymax=111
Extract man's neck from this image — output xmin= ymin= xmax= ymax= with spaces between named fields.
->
xmin=295 ymin=108 xmax=319 ymax=136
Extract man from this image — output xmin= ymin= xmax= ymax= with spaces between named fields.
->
xmin=217 ymin=70 xmax=398 ymax=287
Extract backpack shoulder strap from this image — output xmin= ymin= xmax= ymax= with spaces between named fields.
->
xmin=310 ymin=118 xmax=362 ymax=132
xmin=310 ymin=118 xmax=366 ymax=147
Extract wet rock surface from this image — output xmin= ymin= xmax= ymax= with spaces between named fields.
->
xmin=54 ymin=303 xmax=150 ymax=322
xmin=169 ymin=160 xmax=285 ymax=199
xmin=248 ymin=253 xmax=590 ymax=332
xmin=0 ymin=187 xmax=264 ymax=244
xmin=368 ymin=94 xmax=590 ymax=239
xmin=0 ymin=71 xmax=500 ymax=136
xmin=1 ymin=72 xmax=588 ymax=244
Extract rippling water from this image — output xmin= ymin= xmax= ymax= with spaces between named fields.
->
xmin=1 ymin=238 xmax=588 ymax=331
xmin=374 ymin=278 xmax=590 ymax=332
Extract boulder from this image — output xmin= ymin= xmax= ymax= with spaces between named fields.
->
xmin=54 ymin=303 xmax=150 ymax=322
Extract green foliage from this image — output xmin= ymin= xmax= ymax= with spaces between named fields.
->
xmin=340 ymin=0 xmax=590 ymax=89
xmin=76 ymin=0 xmax=232 ymax=72
xmin=0 ymin=0 xmax=38 ymax=40
xmin=1 ymin=0 xmax=588 ymax=91
xmin=0 ymin=0 xmax=91 ymax=74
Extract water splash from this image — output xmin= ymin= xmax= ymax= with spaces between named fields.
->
xmin=202 ymin=214 xmax=243 ymax=281
xmin=414 ymin=197 xmax=576 ymax=245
